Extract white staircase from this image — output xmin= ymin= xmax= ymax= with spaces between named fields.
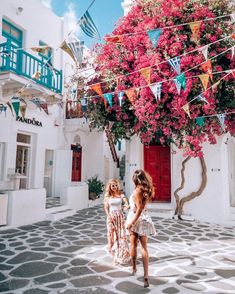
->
xmin=46 ymin=205 xmax=76 ymax=221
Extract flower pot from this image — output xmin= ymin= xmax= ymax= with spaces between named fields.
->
xmin=89 ymin=192 xmax=97 ymax=200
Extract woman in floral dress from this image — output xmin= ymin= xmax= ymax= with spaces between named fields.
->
xmin=104 ymin=179 xmax=130 ymax=265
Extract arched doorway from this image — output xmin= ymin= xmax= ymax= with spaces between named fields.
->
xmin=144 ymin=145 xmax=171 ymax=202
xmin=71 ymin=144 xmax=82 ymax=182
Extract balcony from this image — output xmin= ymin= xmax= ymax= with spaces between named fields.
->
xmin=66 ymin=100 xmax=84 ymax=119
xmin=0 ymin=41 xmax=62 ymax=94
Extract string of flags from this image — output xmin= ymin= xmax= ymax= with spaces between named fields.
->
xmin=75 ymin=34 xmax=234 ymax=91
xmin=105 ymin=13 xmax=234 ymax=46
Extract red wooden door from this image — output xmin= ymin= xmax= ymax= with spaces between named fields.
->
xmin=71 ymin=145 xmax=82 ymax=181
xmin=144 ymin=145 xmax=171 ymax=202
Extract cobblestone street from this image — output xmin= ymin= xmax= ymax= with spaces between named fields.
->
xmin=0 ymin=205 xmax=235 ymax=294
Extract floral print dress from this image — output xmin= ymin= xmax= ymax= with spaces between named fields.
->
xmin=106 ymin=195 xmax=130 ymax=264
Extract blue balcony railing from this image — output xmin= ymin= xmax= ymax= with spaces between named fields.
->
xmin=0 ymin=40 xmax=62 ymax=94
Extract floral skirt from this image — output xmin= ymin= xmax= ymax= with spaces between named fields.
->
xmin=107 ymin=210 xmax=130 ymax=265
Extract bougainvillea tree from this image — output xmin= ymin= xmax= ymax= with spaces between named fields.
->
xmin=84 ymin=0 xmax=234 ymax=217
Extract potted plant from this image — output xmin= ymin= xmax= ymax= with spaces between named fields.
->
xmin=87 ymin=175 xmax=104 ymax=200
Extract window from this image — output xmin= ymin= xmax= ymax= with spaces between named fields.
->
xmin=15 ymin=133 xmax=31 ymax=189
xmin=2 ymin=19 xmax=22 ymax=47
xmin=0 ymin=142 xmax=5 ymax=180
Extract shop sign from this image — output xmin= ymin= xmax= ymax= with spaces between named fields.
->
xmin=16 ymin=116 xmax=43 ymax=127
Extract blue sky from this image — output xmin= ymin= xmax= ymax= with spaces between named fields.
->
xmin=41 ymin=0 xmax=124 ymax=48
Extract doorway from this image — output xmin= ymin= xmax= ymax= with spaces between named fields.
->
xmin=43 ymin=149 xmax=54 ymax=197
xmin=144 ymin=145 xmax=171 ymax=202
xmin=71 ymin=144 xmax=82 ymax=181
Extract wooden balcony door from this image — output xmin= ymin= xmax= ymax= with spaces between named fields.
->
xmin=71 ymin=144 xmax=82 ymax=182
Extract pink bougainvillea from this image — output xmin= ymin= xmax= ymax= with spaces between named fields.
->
xmin=87 ymin=0 xmax=235 ymax=157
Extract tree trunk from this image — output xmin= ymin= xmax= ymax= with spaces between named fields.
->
xmin=174 ymin=156 xmax=207 ymax=219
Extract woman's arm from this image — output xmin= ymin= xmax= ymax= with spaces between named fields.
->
xmin=126 ymin=189 xmax=143 ymax=228
xmin=104 ymin=198 xmax=111 ymax=219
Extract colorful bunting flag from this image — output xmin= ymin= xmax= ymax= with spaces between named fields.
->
xmin=20 ymin=105 xmax=27 ymax=118
xmin=196 ymin=117 xmax=205 ymax=127
xmin=173 ymin=79 xmax=181 ymax=94
xmin=104 ymin=35 xmax=124 ymax=43
xmin=217 ymin=114 xmax=226 ymax=131
xmin=103 ymin=93 xmax=113 ymax=107
xmin=189 ymin=21 xmax=201 ymax=43
xmin=30 ymin=98 xmax=41 ymax=109
xmin=68 ymin=41 xmax=84 ymax=64
xmin=176 ymin=73 xmax=186 ymax=90
xmin=139 ymin=68 xmax=151 ymax=84
xmin=32 ymin=71 xmax=41 ymax=80
xmin=11 ymin=98 xmax=20 ymax=117
xmin=201 ymin=60 xmax=213 ymax=81
xmin=118 ymin=91 xmax=124 ymax=106
xmin=6 ymin=102 xmax=14 ymax=116
xmin=81 ymin=98 xmax=87 ymax=112
xmin=199 ymin=74 xmax=210 ymax=91
xmin=125 ymin=89 xmax=136 ymax=105
xmin=168 ymin=56 xmax=181 ymax=75
xmin=40 ymin=101 xmax=49 ymax=115
xmin=147 ymin=28 xmax=162 ymax=49
xmin=196 ymin=94 xmax=208 ymax=103
xmin=90 ymin=83 xmax=106 ymax=107
xmin=60 ymin=40 xmax=76 ymax=62
xmin=0 ymin=104 xmax=7 ymax=115
xmin=150 ymin=83 xmax=162 ymax=100
xmin=79 ymin=10 xmax=101 ymax=40
xmin=182 ymin=103 xmax=191 ymax=118
xmin=31 ymin=46 xmax=50 ymax=54
xmin=199 ymin=45 xmax=209 ymax=61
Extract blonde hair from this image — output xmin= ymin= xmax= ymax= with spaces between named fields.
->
xmin=132 ymin=169 xmax=155 ymax=204
xmin=104 ymin=179 xmax=121 ymax=202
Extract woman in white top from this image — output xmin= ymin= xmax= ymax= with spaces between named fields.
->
xmin=126 ymin=169 xmax=156 ymax=288
xmin=104 ymin=179 xmax=130 ymax=265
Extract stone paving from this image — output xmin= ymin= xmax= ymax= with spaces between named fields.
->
xmin=0 ymin=205 xmax=235 ymax=294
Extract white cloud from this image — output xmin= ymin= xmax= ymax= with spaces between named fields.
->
xmin=63 ymin=3 xmax=81 ymax=40
xmin=41 ymin=0 xmax=52 ymax=9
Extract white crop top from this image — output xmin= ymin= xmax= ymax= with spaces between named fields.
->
xmin=108 ymin=194 xmax=125 ymax=212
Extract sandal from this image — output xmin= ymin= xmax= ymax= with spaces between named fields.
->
xmin=144 ymin=278 xmax=149 ymax=288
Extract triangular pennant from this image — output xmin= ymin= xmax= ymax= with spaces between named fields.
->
xmin=108 ymin=121 xmax=115 ymax=129
xmin=173 ymin=79 xmax=181 ymax=94
xmin=196 ymin=94 xmax=208 ymax=103
xmin=40 ymin=102 xmax=49 ymax=115
xmin=217 ymin=114 xmax=226 ymax=131
xmin=68 ymin=41 xmax=84 ymax=64
xmin=201 ymin=60 xmax=213 ymax=81
xmin=149 ymin=83 xmax=162 ymax=100
xmin=118 ymin=91 xmax=124 ymax=106
xmin=189 ymin=21 xmax=201 ymax=43
xmin=103 ymin=93 xmax=113 ymax=107
xmin=31 ymin=46 xmax=50 ymax=54
xmin=30 ymin=98 xmax=41 ymax=109
xmin=11 ymin=100 xmax=20 ymax=117
xmin=230 ymin=13 xmax=235 ymax=23
xmin=104 ymin=35 xmax=124 ymax=43
xmin=0 ymin=104 xmax=7 ymax=115
xmin=199 ymin=45 xmax=209 ymax=61
xmin=176 ymin=73 xmax=186 ymax=90
xmin=57 ymin=100 xmax=64 ymax=109
xmin=125 ymin=89 xmax=136 ymax=105
xmin=20 ymin=105 xmax=27 ymax=118
xmin=90 ymin=83 xmax=106 ymax=107
xmin=199 ymin=74 xmax=210 ymax=91
xmin=168 ymin=56 xmax=181 ymax=75
xmin=182 ymin=103 xmax=191 ymax=118
xmin=139 ymin=68 xmax=151 ymax=84
xmin=80 ymin=98 xmax=87 ymax=112
xmin=196 ymin=117 xmax=205 ymax=127
xmin=147 ymin=29 xmax=162 ymax=49
xmin=32 ymin=71 xmax=41 ymax=80
xmin=6 ymin=102 xmax=14 ymax=116
xmin=60 ymin=40 xmax=76 ymax=62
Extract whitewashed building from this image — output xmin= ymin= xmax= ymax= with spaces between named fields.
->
xmin=122 ymin=1 xmax=235 ymax=225
xmin=0 ymin=0 xmax=119 ymax=227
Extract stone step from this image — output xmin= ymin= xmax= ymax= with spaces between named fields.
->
xmin=46 ymin=208 xmax=76 ymax=221
xmin=149 ymin=208 xmax=175 ymax=219
xmin=46 ymin=204 xmax=69 ymax=214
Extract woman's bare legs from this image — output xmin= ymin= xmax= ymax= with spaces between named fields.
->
xmin=129 ymin=232 xmax=138 ymax=274
xmin=139 ymin=235 xmax=149 ymax=287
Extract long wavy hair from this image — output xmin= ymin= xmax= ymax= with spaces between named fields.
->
xmin=132 ymin=169 xmax=155 ymax=205
xmin=104 ymin=179 xmax=121 ymax=200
